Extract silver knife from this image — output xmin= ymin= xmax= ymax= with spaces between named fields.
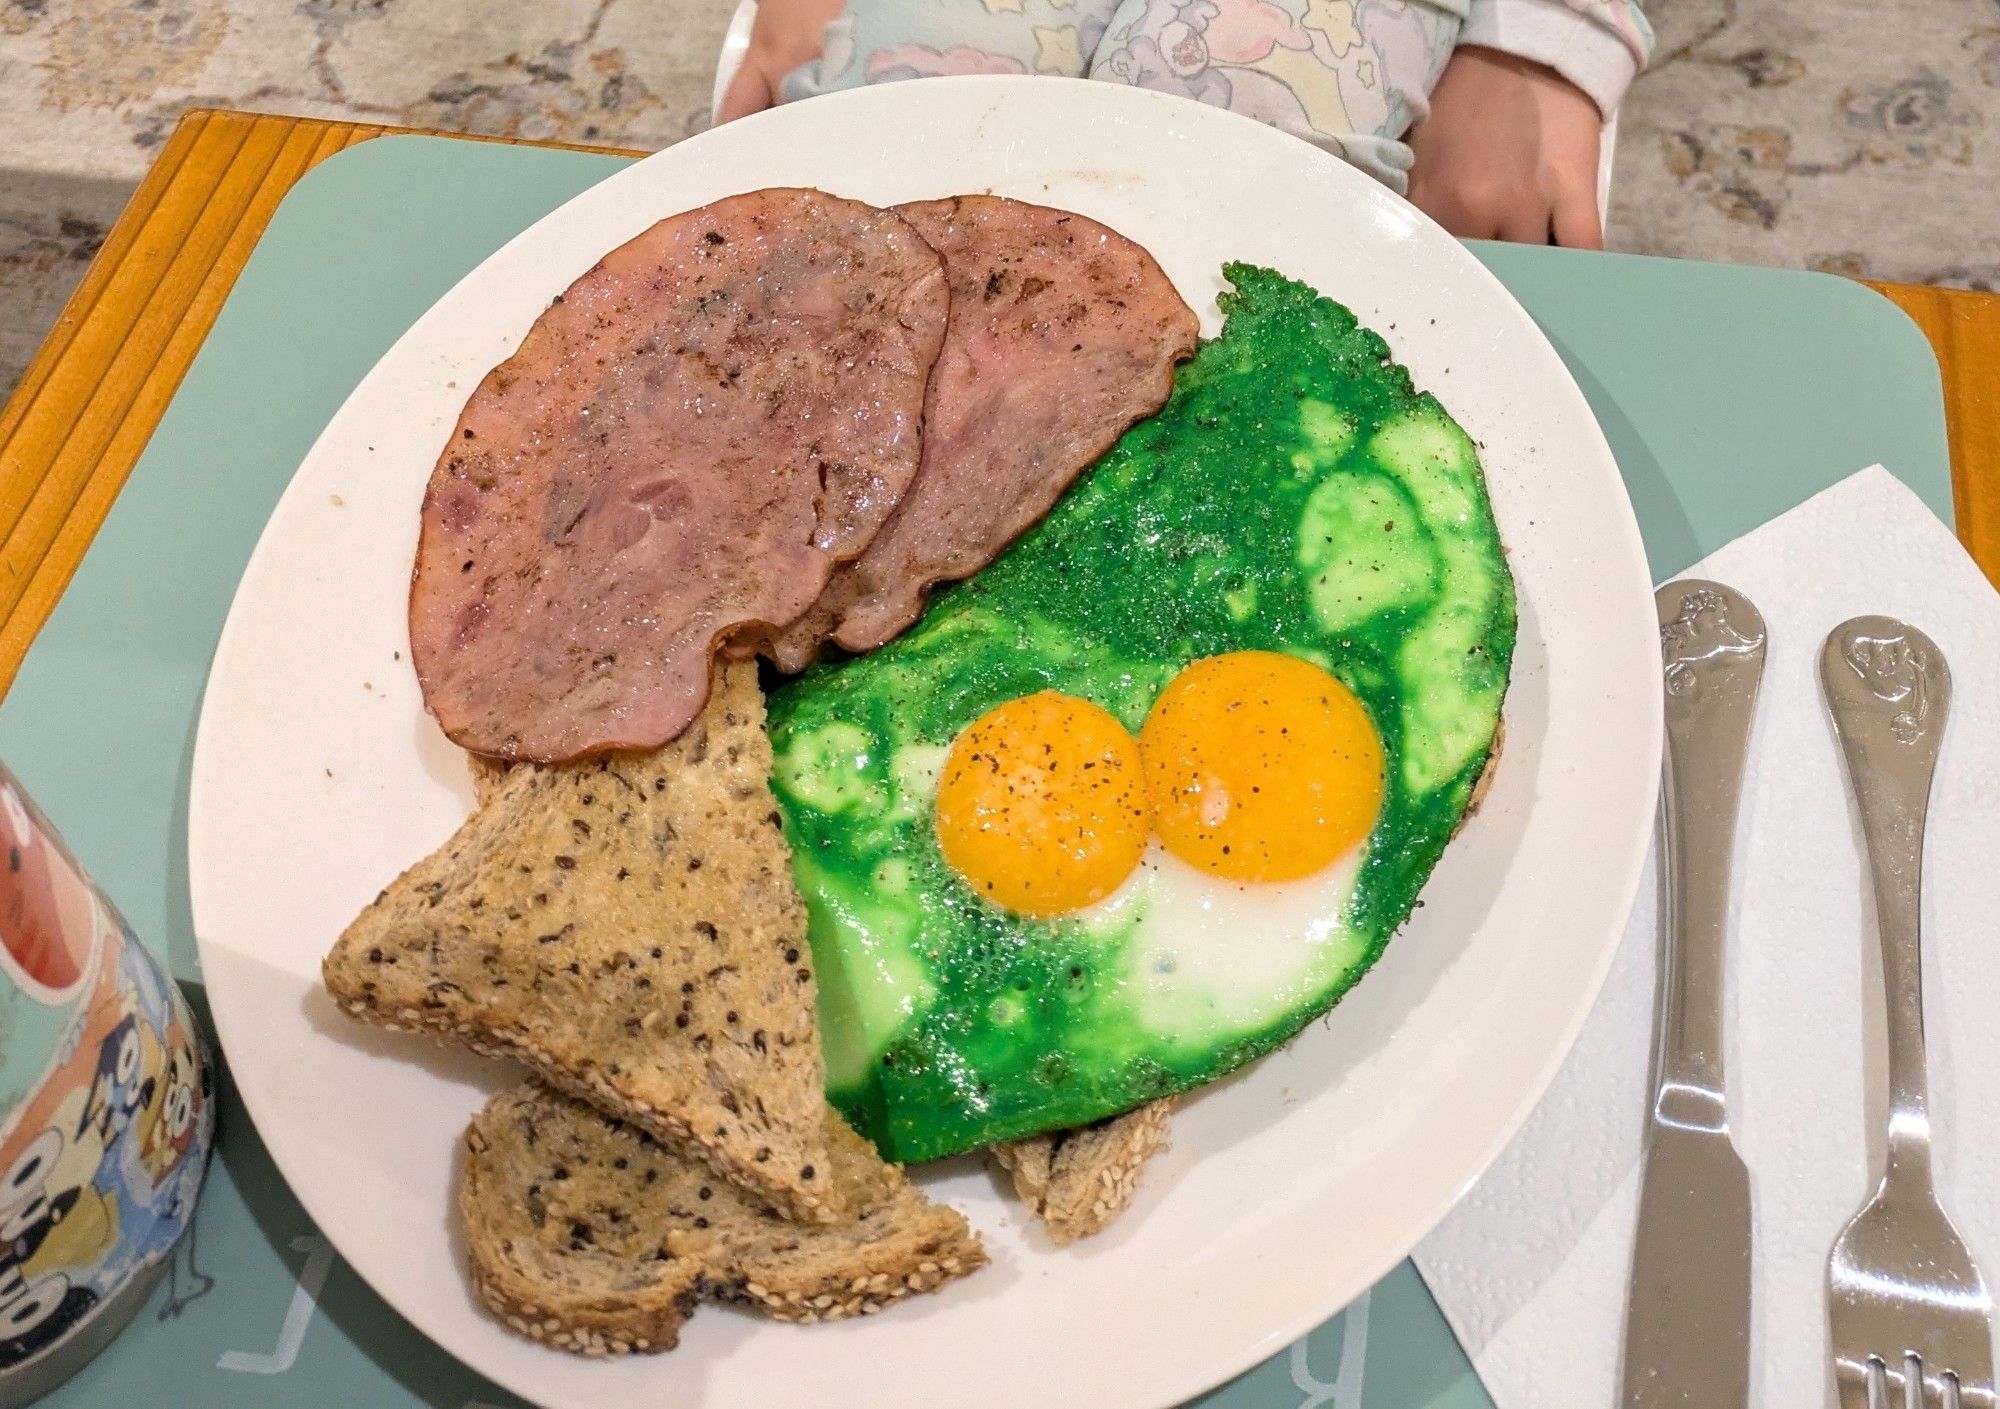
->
xmin=1620 ymin=580 xmax=1764 ymax=1409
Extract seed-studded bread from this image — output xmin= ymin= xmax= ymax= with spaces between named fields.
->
xmin=324 ymin=659 xmax=838 ymax=1222
xmin=464 ymin=1190 xmax=703 ymax=1357
xmin=461 ymin=1082 xmax=986 ymax=1355
xmin=466 ymin=751 xmax=514 ymax=808
xmin=992 ymin=1099 xmax=1174 ymax=1244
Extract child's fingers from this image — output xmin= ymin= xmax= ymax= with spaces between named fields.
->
xmin=1550 ymin=183 xmax=1604 ymax=250
xmin=1406 ymin=179 xmax=1495 ymax=241
xmin=717 ymin=60 xmax=776 ymax=123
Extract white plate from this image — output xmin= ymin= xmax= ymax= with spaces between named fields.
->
xmin=190 ymin=78 xmax=1660 ymax=1409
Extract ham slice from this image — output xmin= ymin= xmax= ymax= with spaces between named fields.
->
xmin=758 ymin=195 xmax=1199 ymax=672
xmin=409 ymin=188 xmax=949 ymax=762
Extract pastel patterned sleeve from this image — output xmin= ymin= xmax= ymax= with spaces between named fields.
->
xmin=1458 ymin=0 xmax=1651 ymax=116
xmin=1085 ymin=0 xmax=1470 ymax=193
xmin=782 ymin=0 xmax=1479 ymax=192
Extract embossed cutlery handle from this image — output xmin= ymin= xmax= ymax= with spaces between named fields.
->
xmin=1821 ymin=615 xmax=1952 ymax=1185
xmin=1656 ymin=581 xmax=1767 ymax=1117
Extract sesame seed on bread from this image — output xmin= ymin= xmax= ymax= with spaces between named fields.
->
xmin=461 ymin=1082 xmax=986 ymax=1355
xmin=323 ymin=659 xmax=839 ymax=1222
xmin=991 ymin=1099 xmax=1174 ymax=1244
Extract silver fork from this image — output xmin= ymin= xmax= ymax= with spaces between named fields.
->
xmin=1822 ymin=615 xmax=1996 ymax=1409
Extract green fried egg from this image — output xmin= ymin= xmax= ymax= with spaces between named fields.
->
xmin=768 ymin=264 xmax=1517 ymax=1163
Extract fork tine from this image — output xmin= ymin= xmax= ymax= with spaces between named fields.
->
xmin=1837 ymin=1357 xmax=1880 ymax=1409
xmin=1951 ymin=1369 xmax=1997 ymax=1409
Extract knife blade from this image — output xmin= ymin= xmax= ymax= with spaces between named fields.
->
xmin=1620 ymin=579 xmax=1764 ymax=1409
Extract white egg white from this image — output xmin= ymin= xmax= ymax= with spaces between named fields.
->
xmin=1078 ymin=839 xmax=1370 ymax=1042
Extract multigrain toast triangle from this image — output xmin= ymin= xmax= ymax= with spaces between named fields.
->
xmin=324 ymin=660 xmax=839 ymax=1222
xmin=461 ymin=1082 xmax=985 ymax=1355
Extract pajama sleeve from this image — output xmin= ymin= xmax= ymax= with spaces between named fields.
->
xmin=1457 ymin=0 xmax=1652 ymax=117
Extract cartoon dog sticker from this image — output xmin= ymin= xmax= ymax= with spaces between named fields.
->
xmin=134 ymin=1019 xmax=203 ymax=1188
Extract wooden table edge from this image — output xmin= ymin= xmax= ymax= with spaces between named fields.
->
xmin=1 ymin=108 xmax=1995 ymax=698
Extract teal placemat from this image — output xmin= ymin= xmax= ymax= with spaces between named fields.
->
xmin=5 ymin=136 xmax=1949 ymax=1409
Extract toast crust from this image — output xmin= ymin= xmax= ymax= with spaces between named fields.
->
xmin=992 ymin=1098 xmax=1175 ymax=1244
xmin=461 ymin=1083 xmax=986 ymax=1354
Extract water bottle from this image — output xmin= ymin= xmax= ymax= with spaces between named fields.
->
xmin=0 ymin=762 xmax=214 ymax=1402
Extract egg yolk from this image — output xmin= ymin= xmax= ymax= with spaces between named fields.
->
xmin=1139 ymin=650 xmax=1383 ymax=883
xmin=935 ymin=691 xmax=1153 ymax=916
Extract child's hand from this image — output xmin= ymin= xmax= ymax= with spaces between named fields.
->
xmin=717 ymin=0 xmax=846 ymax=122
xmin=1405 ymin=46 xmax=1605 ymax=249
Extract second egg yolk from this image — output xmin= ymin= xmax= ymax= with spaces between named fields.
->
xmin=934 ymin=691 xmax=1152 ymax=917
xmin=1139 ymin=650 xmax=1384 ymax=883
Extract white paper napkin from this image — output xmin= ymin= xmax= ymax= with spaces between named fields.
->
xmin=1412 ymin=466 xmax=2000 ymax=1409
